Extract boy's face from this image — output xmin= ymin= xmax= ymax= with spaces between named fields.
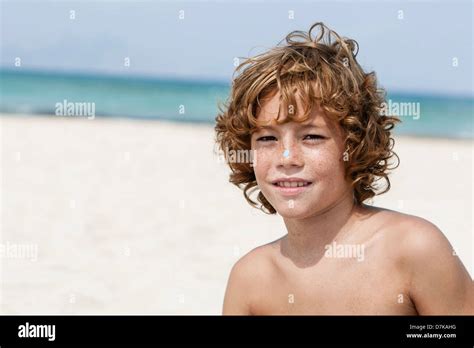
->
xmin=251 ymin=91 xmax=352 ymax=219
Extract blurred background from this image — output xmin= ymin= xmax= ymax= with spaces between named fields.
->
xmin=0 ymin=0 xmax=472 ymax=314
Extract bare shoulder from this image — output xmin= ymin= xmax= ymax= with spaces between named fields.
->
xmin=366 ymin=207 xmax=473 ymax=314
xmin=367 ymin=207 xmax=454 ymax=257
xmin=229 ymin=242 xmax=278 ymax=286
xmin=222 ymin=240 xmax=280 ymax=315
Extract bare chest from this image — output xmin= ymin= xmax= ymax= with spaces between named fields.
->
xmin=251 ymin=257 xmax=416 ymax=315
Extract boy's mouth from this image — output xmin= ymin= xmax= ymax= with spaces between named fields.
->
xmin=271 ymin=178 xmax=313 ymax=196
xmin=272 ymin=181 xmax=312 ymax=188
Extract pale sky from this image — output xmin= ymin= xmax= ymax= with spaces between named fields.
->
xmin=1 ymin=0 xmax=472 ymax=96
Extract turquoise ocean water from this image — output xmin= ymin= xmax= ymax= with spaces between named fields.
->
xmin=0 ymin=69 xmax=472 ymax=139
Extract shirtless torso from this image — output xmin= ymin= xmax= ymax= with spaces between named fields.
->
xmin=223 ymin=207 xmax=473 ymax=315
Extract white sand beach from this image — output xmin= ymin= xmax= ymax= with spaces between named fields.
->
xmin=0 ymin=114 xmax=472 ymax=314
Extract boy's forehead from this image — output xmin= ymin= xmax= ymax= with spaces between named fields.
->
xmin=256 ymin=92 xmax=327 ymax=128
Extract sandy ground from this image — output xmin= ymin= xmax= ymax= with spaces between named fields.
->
xmin=0 ymin=114 xmax=472 ymax=314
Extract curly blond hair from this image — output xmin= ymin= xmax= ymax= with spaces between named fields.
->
xmin=215 ymin=22 xmax=399 ymax=214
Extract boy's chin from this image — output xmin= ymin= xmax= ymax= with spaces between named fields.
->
xmin=275 ymin=205 xmax=314 ymax=219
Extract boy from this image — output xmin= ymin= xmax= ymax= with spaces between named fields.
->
xmin=215 ymin=22 xmax=473 ymax=315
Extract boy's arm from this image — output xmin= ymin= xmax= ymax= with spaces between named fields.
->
xmin=222 ymin=257 xmax=254 ymax=315
xmin=402 ymin=218 xmax=473 ymax=314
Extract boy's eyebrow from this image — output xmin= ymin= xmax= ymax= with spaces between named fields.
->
xmin=255 ymin=123 xmax=323 ymax=130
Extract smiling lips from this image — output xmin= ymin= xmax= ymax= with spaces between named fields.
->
xmin=271 ymin=178 xmax=313 ymax=196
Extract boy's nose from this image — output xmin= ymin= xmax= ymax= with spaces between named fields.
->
xmin=278 ymin=142 xmax=304 ymax=168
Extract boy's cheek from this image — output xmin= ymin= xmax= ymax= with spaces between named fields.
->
xmin=313 ymin=147 xmax=346 ymax=171
xmin=253 ymin=149 xmax=276 ymax=170
xmin=253 ymin=160 xmax=270 ymax=185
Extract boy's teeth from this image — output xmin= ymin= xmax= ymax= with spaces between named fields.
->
xmin=277 ymin=181 xmax=309 ymax=187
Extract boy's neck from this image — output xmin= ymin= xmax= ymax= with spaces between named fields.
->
xmin=281 ymin=191 xmax=362 ymax=267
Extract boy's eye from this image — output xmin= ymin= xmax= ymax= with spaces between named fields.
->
xmin=304 ymin=134 xmax=325 ymax=141
xmin=256 ymin=135 xmax=325 ymax=142
xmin=256 ymin=136 xmax=277 ymax=142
